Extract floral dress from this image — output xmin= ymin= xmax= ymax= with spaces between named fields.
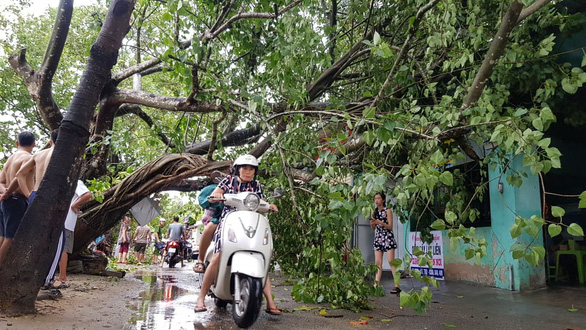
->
xmin=372 ymin=208 xmax=397 ymax=252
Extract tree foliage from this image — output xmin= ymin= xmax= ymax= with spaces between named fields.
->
xmin=1 ymin=0 xmax=586 ymax=313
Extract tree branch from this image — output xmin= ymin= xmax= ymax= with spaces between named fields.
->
xmin=115 ymin=104 xmax=175 ymax=148
xmin=8 ymin=49 xmax=63 ymax=130
xmin=371 ymin=0 xmax=441 ymax=108
xmin=185 ymin=125 xmax=262 ymax=154
xmin=39 ymin=0 xmax=73 ymax=90
xmin=111 ymin=58 xmax=162 ymax=84
xmin=109 ymin=89 xmax=224 ymax=113
xmin=460 ymin=1 xmax=523 ymax=113
xmin=201 ymin=0 xmax=304 ymax=41
xmin=516 ymin=0 xmax=552 ymax=25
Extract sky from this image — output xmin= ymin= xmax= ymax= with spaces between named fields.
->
xmin=26 ymin=0 xmax=98 ymax=14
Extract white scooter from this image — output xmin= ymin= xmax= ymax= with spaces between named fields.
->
xmin=204 ymin=192 xmax=275 ymax=328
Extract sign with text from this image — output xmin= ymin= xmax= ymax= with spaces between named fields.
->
xmin=408 ymin=231 xmax=445 ymax=280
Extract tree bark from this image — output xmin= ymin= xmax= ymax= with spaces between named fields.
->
xmin=73 ymin=155 xmax=231 ymax=254
xmin=0 ymin=0 xmax=136 ymax=315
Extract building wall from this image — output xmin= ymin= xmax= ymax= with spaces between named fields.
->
xmin=440 ymin=156 xmax=546 ymax=290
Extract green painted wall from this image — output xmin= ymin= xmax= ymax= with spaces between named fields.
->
xmin=439 ymin=156 xmax=546 ymax=290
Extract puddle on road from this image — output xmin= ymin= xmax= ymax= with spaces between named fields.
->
xmin=128 ymin=270 xmax=222 ymax=329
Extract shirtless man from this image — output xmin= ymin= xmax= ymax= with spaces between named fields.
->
xmin=2 ymin=129 xmax=58 ymax=202
xmin=1 ymin=130 xmax=66 ymax=287
xmin=0 ymin=131 xmax=36 ymax=264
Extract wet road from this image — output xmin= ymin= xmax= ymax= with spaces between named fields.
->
xmin=126 ymin=261 xmax=284 ymax=330
xmin=122 ymin=259 xmax=586 ymax=330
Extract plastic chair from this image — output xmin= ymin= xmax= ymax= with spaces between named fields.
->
xmin=555 ymin=239 xmax=586 ymax=284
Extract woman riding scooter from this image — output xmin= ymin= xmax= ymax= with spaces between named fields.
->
xmin=194 ymin=154 xmax=281 ymax=315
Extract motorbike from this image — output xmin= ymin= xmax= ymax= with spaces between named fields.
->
xmin=182 ymin=239 xmax=193 ymax=261
xmin=204 ymin=191 xmax=277 ymax=328
xmin=163 ymin=240 xmax=183 ymax=268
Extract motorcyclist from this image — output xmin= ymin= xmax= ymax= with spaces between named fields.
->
xmin=194 ymin=154 xmax=281 ymax=315
xmin=160 ymin=216 xmax=185 ymax=267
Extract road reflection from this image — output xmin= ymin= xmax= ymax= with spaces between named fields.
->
xmin=129 ymin=267 xmax=216 ymax=329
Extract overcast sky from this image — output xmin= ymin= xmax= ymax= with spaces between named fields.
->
xmin=24 ymin=0 xmax=98 ymax=14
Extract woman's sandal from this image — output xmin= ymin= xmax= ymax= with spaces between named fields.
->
xmin=52 ymin=280 xmax=70 ymax=289
xmin=266 ymin=307 xmax=282 ymax=315
xmin=192 ymin=261 xmax=205 ymax=273
xmin=390 ymin=287 xmax=401 ymax=295
xmin=194 ymin=305 xmax=207 ymax=313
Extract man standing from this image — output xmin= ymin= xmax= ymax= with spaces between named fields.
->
xmin=1 ymin=129 xmax=67 ymax=289
xmin=0 ymin=131 xmax=36 ymax=264
xmin=53 ymin=180 xmax=92 ymax=288
xmin=132 ymin=224 xmax=151 ymax=264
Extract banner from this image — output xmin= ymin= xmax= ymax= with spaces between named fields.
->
xmin=130 ymin=197 xmax=162 ymax=226
xmin=408 ymin=231 xmax=445 ymax=280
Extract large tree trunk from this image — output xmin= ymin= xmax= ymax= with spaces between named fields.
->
xmin=0 ymin=0 xmax=135 ymax=315
xmin=73 ymin=154 xmax=231 ymax=254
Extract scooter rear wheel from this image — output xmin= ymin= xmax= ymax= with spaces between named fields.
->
xmin=232 ymin=275 xmax=262 ymax=328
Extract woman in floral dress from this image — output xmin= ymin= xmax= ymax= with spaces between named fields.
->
xmin=370 ymin=192 xmax=400 ymax=294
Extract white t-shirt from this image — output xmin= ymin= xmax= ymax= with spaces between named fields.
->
xmin=64 ymin=180 xmax=90 ymax=231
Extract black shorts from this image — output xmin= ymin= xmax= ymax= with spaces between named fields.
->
xmin=1 ymin=194 xmax=28 ymax=238
xmin=134 ymin=242 xmax=147 ymax=253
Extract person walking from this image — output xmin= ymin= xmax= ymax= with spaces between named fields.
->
xmin=133 ymin=224 xmax=151 ymax=264
xmin=370 ymin=192 xmax=400 ymax=294
xmin=117 ymin=216 xmax=132 ymax=264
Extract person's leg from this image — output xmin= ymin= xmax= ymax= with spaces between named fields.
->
xmin=45 ymin=231 xmax=65 ymax=287
xmin=57 ymin=252 xmax=68 ymax=282
xmin=193 ymin=222 xmax=217 ymax=272
xmin=388 ymin=249 xmax=401 ymax=293
xmin=374 ymin=250 xmax=383 ymax=284
xmin=195 ymin=253 xmax=220 ymax=311
xmin=118 ymin=244 xmax=124 ymax=262
xmin=263 ymin=275 xmax=281 ymax=314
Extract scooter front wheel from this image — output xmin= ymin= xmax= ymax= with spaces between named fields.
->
xmin=232 ymin=275 xmax=262 ymax=328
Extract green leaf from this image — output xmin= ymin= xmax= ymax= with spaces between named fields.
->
xmin=445 ymin=211 xmax=457 ymax=224
xmin=390 ymin=258 xmax=403 ymax=267
xmin=431 ymin=219 xmax=446 ymax=231
xmin=363 ymin=107 xmax=376 ymax=120
xmin=439 ymin=171 xmax=453 ymax=186
xmin=363 ymin=131 xmax=376 ymax=146
xmin=551 ymin=206 xmax=565 ymax=218
xmin=512 ymin=250 xmax=525 ymax=259
xmin=443 ymin=324 xmax=456 ymax=328
xmin=430 ymin=150 xmax=444 ymax=165
xmin=373 ymin=31 xmax=381 ymax=45
xmin=567 ymin=223 xmax=584 ymax=237
xmin=548 ymin=224 xmax=562 ymax=237
xmin=510 ymin=224 xmax=522 ymax=238
xmin=513 ymin=108 xmax=528 ymax=117
xmin=561 ymin=78 xmax=578 ymax=94
xmin=532 ymin=246 xmax=546 ymax=259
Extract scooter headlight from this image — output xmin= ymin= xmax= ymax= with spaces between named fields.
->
xmin=243 ymin=193 xmax=260 ymax=211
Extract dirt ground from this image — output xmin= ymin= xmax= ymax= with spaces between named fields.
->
xmin=0 ymin=271 xmax=146 ymax=330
